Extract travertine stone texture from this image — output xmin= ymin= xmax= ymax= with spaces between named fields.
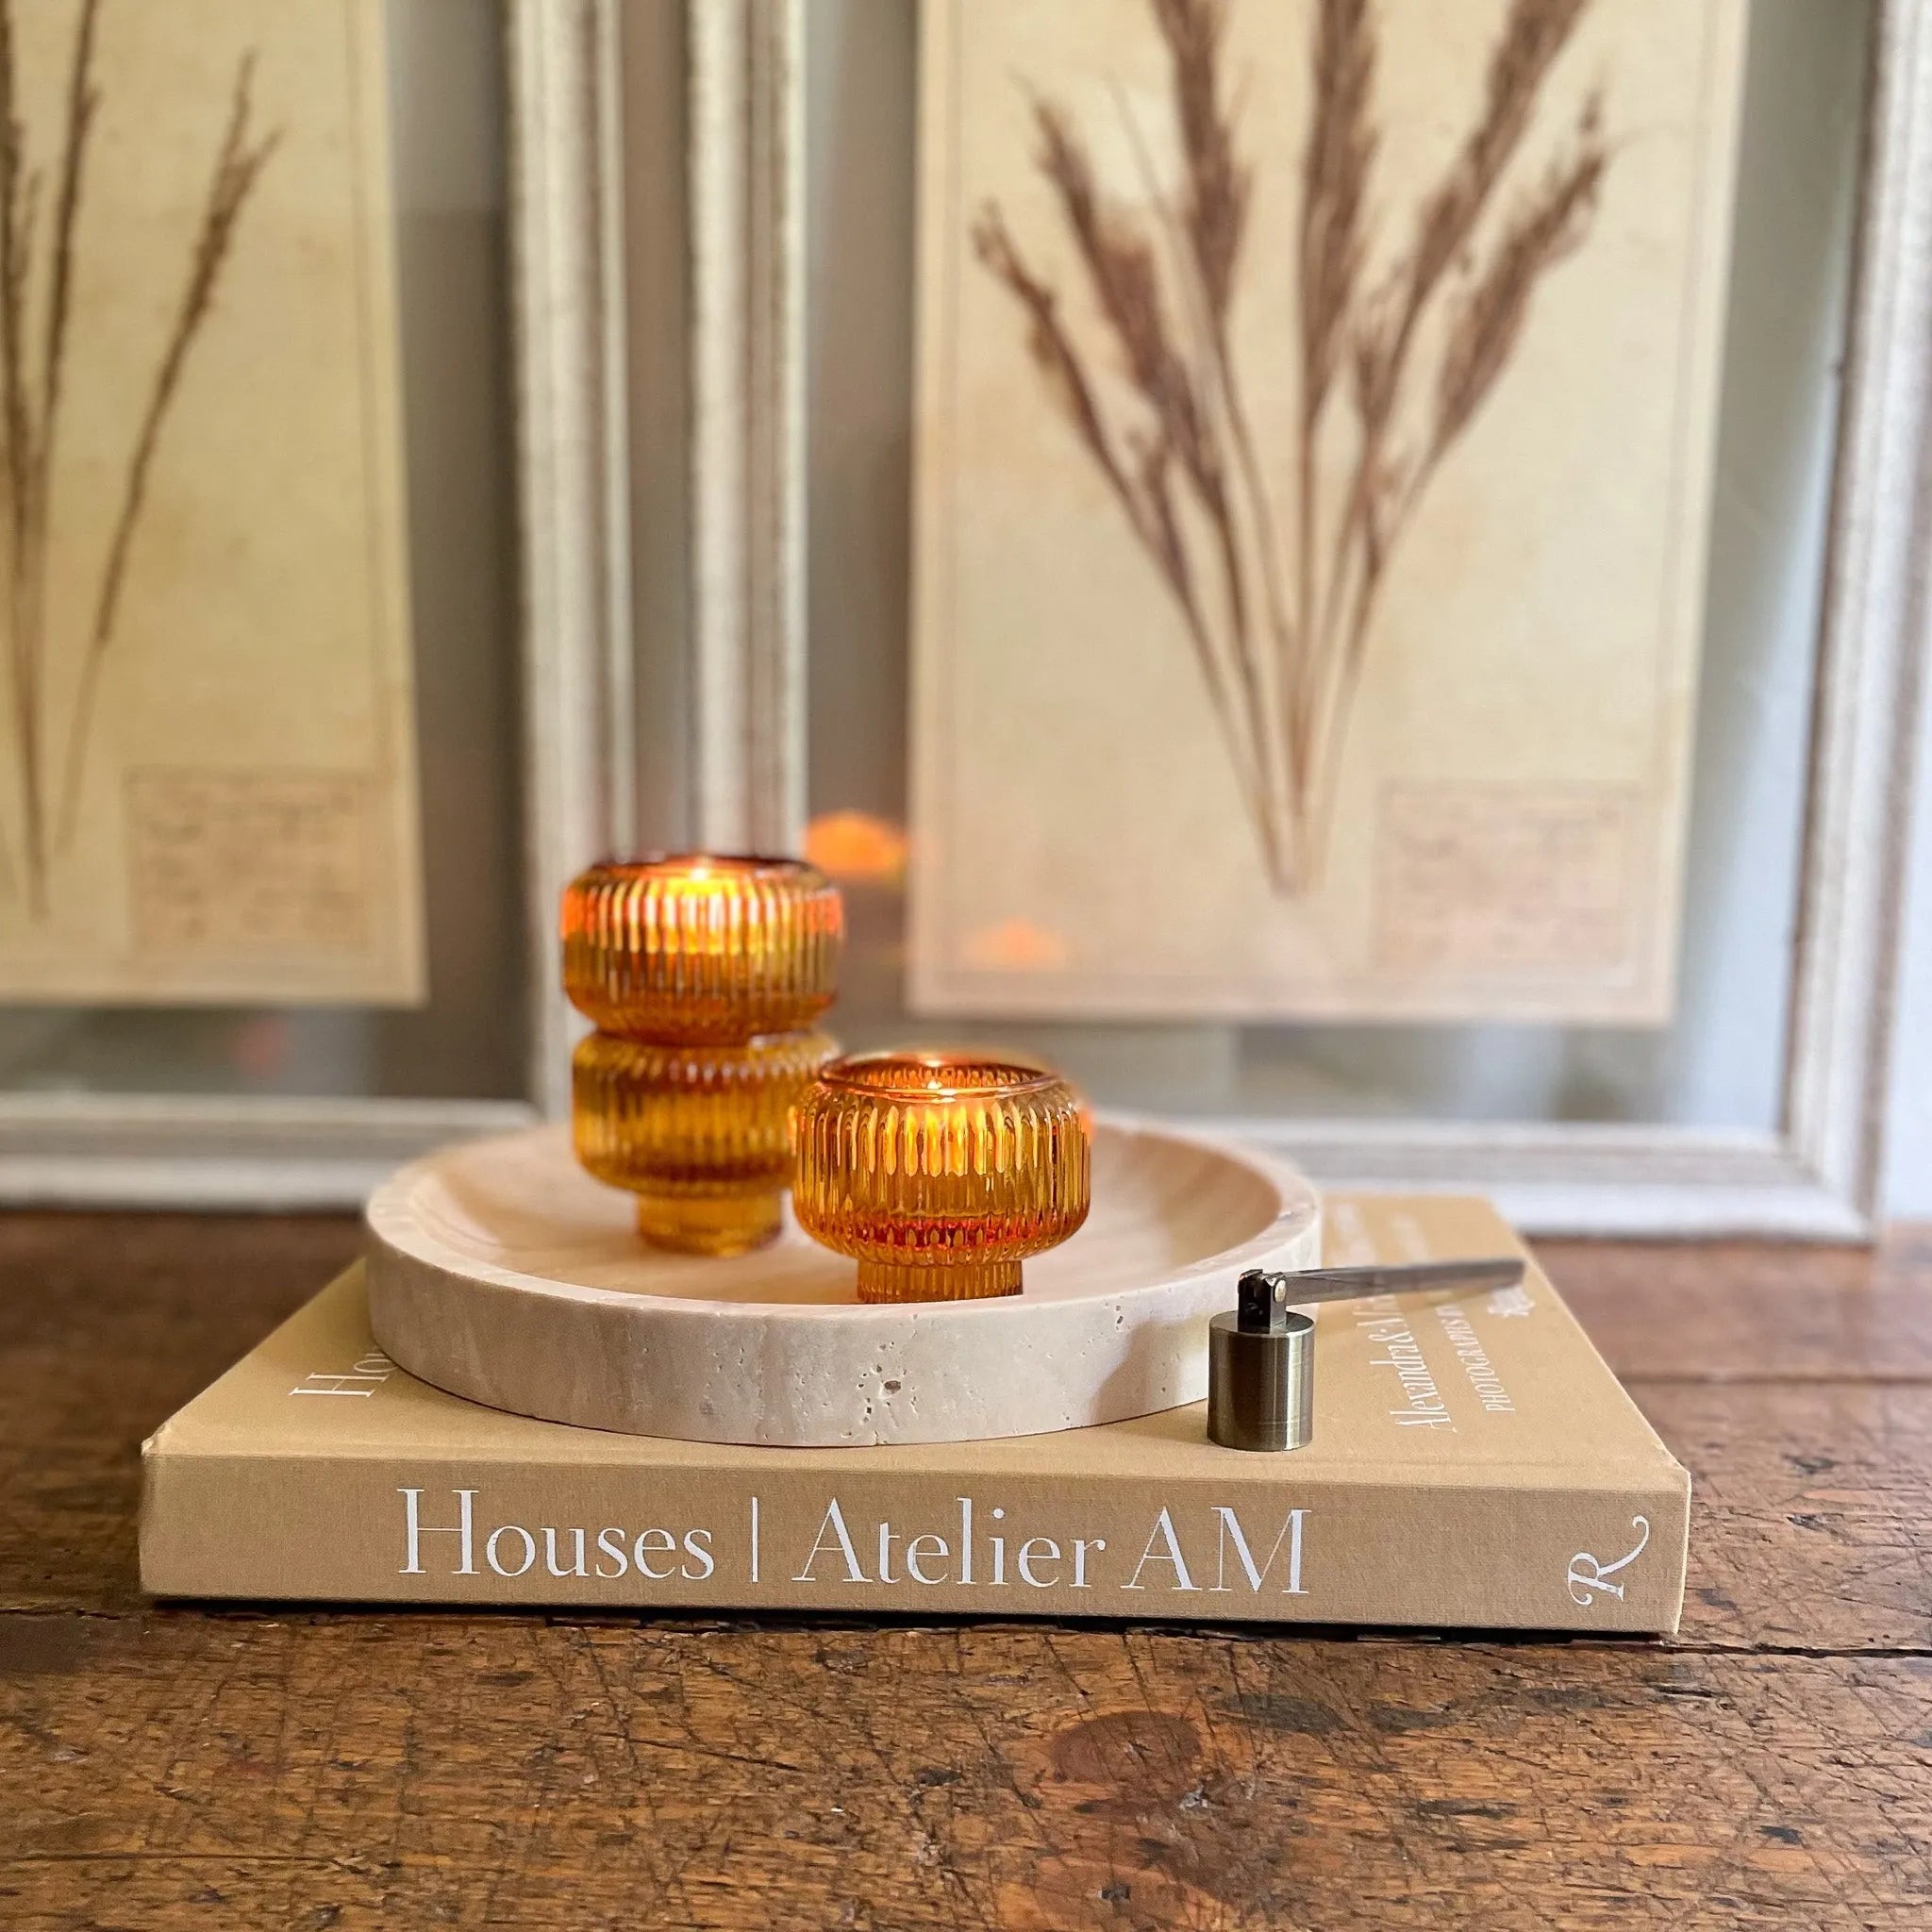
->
xmin=364 ymin=1120 xmax=1320 ymax=1446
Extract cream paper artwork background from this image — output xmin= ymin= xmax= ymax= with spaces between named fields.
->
xmin=0 ymin=0 xmax=422 ymax=1004
xmin=910 ymin=0 xmax=1745 ymax=1023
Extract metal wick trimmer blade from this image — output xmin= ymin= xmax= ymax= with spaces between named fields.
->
xmin=1206 ymin=1257 xmax=1527 ymax=1454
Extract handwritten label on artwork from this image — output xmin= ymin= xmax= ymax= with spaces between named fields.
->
xmin=1375 ymin=785 xmax=1637 ymax=979
xmin=128 ymin=769 xmax=370 ymax=955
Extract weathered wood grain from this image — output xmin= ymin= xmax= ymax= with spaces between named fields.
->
xmin=6 ymin=1212 xmax=1932 ymax=1927
xmin=1553 ymin=1228 xmax=1932 ymax=1381
xmin=0 ymin=1212 xmax=360 ymax=1612
xmin=1638 ymin=1379 xmax=1932 ymax=1650
xmin=3 ymin=1616 xmax=1929 ymax=1931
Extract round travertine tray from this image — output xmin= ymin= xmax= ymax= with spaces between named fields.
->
xmin=363 ymin=1118 xmax=1321 ymax=1447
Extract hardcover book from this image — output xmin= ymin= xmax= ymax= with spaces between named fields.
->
xmin=140 ymin=1195 xmax=1690 ymax=1633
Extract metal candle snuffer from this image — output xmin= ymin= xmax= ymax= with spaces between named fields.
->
xmin=1208 ymin=1257 xmax=1528 ymax=1454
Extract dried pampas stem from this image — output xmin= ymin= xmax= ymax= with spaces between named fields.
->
xmin=976 ymin=0 xmax=1606 ymax=893
xmin=55 ymin=52 xmax=278 ymax=855
xmin=0 ymin=4 xmax=278 ymax=916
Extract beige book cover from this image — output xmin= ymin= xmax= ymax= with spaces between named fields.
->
xmin=910 ymin=0 xmax=1744 ymax=1023
xmin=142 ymin=1195 xmax=1690 ymax=1633
xmin=0 ymin=0 xmax=422 ymax=1004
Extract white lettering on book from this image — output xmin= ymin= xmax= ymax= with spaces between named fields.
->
xmin=1357 ymin=1299 xmax=1452 ymax=1429
xmin=1567 ymin=1516 xmax=1651 ymax=1607
xmin=391 ymin=1490 xmax=1305 ymax=1601
xmin=793 ymin=1499 xmax=868 ymax=1583
xmin=634 ymin=1526 xmax=679 ymax=1579
xmin=487 ymin=1524 xmax=536 ymax=1577
xmin=1122 ymin=1508 xmax=1200 ymax=1592
xmin=398 ymin=1487 xmax=477 ymax=1574
xmin=1434 ymin=1305 xmax=1515 ymax=1414
xmin=1016 ymin=1537 xmax=1059 ymax=1588
xmin=542 ymin=1528 xmax=587 ymax=1578
xmin=291 ymin=1348 xmax=395 ymax=1397
xmin=395 ymin=1488 xmax=709 ymax=1583
xmin=1210 ymin=1507 xmax=1308 ymax=1595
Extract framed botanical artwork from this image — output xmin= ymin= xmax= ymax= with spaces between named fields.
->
xmin=648 ymin=0 xmax=1931 ymax=1239
xmin=0 ymin=0 xmax=425 ymax=1006
xmin=908 ymin=0 xmax=1745 ymax=1024
xmin=0 ymin=0 xmax=634 ymax=1201
xmin=7 ymin=0 xmax=1930 ymax=1242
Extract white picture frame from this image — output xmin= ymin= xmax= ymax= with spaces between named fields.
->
xmin=0 ymin=0 xmax=634 ymax=1206
xmin=5 ymin=0 xmax=1923 ymax=1239
xmin=711 ymin=0 xmax=1928 ymax=1239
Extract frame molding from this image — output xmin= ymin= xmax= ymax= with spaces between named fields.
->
xmin=1772 ymin=0 xmax=1932 ymax=1231
xmin=6 ymin=3 xmax=1922 ymax=1232
xmin=1310 ymin=1 xmax=1932 ymax=1232
xmin=758 ymin=0 xmax=1926 ymax=1238
xmin=689 ymin=0 xmax=807 ymax=854
xmin=0 ymin=0 xmax=633 ymax=1208
xmin=0 ymin=1093 xmax=537 ymax=1211
xmin=509 ymin=0 xmax=638 ymax=1117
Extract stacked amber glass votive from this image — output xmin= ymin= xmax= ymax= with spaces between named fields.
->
xmin=561 ymin=855 xmax=843 ymax=1255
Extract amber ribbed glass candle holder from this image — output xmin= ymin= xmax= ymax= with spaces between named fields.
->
xmin=561 ymin=855 xmax=844 ymax=1255
xmin=574 ymin=1028 xmax=837 ymax=1254
xmin=561 ymin=855 xmax=841 ymax=1043
xmin=791 ymin=1050 xmax=1091 ymax=1302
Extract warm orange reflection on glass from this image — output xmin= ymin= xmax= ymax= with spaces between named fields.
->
xmin=562 ymin=855 xmax=844 ymax=1255
xmin=791 ymin=1049 xmax=1091 ymax=1301
xmin=962 ymin=917 xmax=1070 ymax=971
xmin=803 ymin=809 xmax=909 ymax=885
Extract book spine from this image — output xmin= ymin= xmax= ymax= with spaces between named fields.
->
xmin=142 ymin=1449 xmax=1690 ymax=1633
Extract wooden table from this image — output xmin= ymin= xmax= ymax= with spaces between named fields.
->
xmin=3 ymin=1214 xmax=1929 ymax=1929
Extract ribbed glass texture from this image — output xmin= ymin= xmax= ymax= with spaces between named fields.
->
xmin=792 ymin=1051 xmax=1091 ymax=1301
xmin=574 ymin=1028 xmax=837 ymax=1255
xmin=561 ymin=855 xmax=843 ymax=1043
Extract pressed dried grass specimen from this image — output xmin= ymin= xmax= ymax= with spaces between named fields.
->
xmin=976 ymin=0 xmax=1607 ymax=892
xmin=0 ymin=0 xmax=276 ymax=918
